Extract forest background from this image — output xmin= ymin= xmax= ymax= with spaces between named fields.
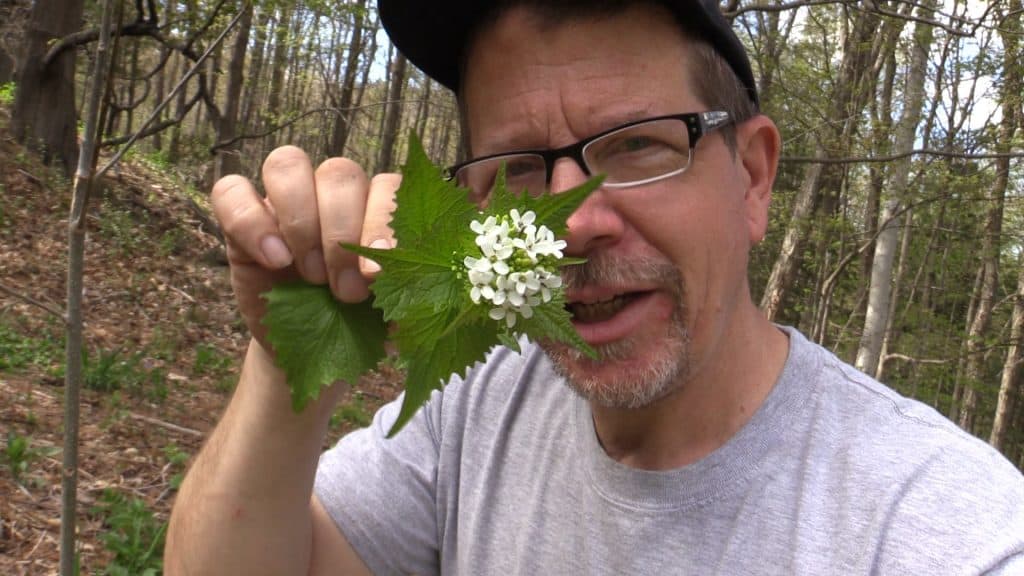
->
xmin=0 ymin=0 xmax=1022 ymax=573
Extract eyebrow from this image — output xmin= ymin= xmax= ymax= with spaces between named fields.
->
xmin=479 ymin=105 xmax=666 ymax=156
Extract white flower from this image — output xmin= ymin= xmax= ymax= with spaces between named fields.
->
xmin=464 ymin=209 xmax=565 ymax=329
xmin=510 ymin=208 xmax=536 ymax=230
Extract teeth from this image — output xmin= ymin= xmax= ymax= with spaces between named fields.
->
xmin=569 ymin=293 xmax=637 ymax=323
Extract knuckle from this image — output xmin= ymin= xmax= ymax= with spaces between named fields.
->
xmin=280 ymin=211 xmax=318 ymax=234
xmin=220 ymin=200 xmax=265 ymax=238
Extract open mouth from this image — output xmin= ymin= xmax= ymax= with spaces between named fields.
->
xmin=567 ymin=292 xmax=648 ymax=323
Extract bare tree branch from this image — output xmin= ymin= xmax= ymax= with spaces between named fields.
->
xmin=43 ymin=0 xmax=229 ymax=66
xmin=102 ymin=88 xmax=203 ymax=146
xmin=208 ymin=99 xmax=440 ymax=153
xmin=95 ymin=3 xmax=245 ymax=179
xmin=44 ymin=20 xmax=158 ymax=66
xmin=780 ymin=149 xmax=1024 ymax=164
xmin=728 ymin=0 xmax=976 ymax=37
xmin=882 ymin=353 xmax=950 ymax=365
xmin=0 ymin=280 xmax=65 ymax=320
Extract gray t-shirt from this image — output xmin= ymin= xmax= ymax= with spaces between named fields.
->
xmin=315 ymin=327 xmax=1024 ymax=575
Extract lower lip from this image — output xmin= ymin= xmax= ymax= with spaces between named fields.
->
xmin=571 ymin=292 xmax=670 ymax=346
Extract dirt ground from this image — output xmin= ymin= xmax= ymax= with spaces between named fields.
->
xmin=0 ymin=113 xmax=402 ymax=574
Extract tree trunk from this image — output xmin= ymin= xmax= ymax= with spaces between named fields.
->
xmin=62 ymin=0 xmax=113 ymax=571
xmin=377 ymin=51 xmax=408 ymax=172
xmin=958 ymin=0 xmax=1018 ymax=433
xmin=284 ymin=7 xmax=310 ymax=145
xmin=12 ymin=0 xmax=85 ymax=175
xmin=263 ymin=3 xmax=293 ymax=153
xmin=760 ymin=7 xmax=880 ymax=321
xmin=989 ymin=260 xmax=1022 ymax=451
xmin=204 ymin=35 xmax=223 ymax=128
xmin=414 ymin=75 xmax=432 ymax=137
xmin=854 ymin=1 xmax=936 ymax=376
xmin=0 ymin=0 xmax=28 ymax=83
xmin=167 ymin=49 xmax=187 ymax=162
xmin=240 ymin=6 xmax=272 ymax=138
xmin=988 ymin=0 xmax=1023 ymax=452
xmin=875 ymin=208 xmax=913 ymax=381
xmin=213 ymin=3 xmax=252 ymax=180
xmin=152 ymin=45 xmax=167 ymax=152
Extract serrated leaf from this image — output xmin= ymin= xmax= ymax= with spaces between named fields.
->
xmin=388 ymin=135 xmax=478 ymax=257
xmin=520 ymin=291 xmax=597 ymax=359
xmin=262 ymin=282 xmax=387 ymax=411
xmin=261 ymin=134 xmax=601 ymax=434
xmin=342 ymin=245 xmax=460 ymax=319
xmin=386 ymin=306 xmax=498 ymax=436
xmin=485 ymin=172 xmax=605 ymax=237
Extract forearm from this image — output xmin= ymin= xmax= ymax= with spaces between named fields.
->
xmin=165 ymin=339 xmax=343 ymax=576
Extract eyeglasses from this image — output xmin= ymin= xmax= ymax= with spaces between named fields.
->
xmin=447 ymin=111 xmax=731 ymax=201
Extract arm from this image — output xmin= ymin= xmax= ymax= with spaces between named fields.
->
xmin=165 ymin=147 xmax=398 ymax=575
xmin=165 ymin=340 xmax=371 ymax=575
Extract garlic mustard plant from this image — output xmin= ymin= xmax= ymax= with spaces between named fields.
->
xmin=263 ymin=135 xmax=601 ymax=436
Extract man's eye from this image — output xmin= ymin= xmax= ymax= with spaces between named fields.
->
xmin=506 ymin=160 xmax=540 ymax=178
xmin=617 ymin=136 xmax=656 ymax=152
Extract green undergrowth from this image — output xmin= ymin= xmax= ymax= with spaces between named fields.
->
xmin=90 ymin=489 xmax=166 ymax=576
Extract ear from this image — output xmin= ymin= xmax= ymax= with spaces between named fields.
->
xmin=735 ymin=115 xmax=780 ymax=246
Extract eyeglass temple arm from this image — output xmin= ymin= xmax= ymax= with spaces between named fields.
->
xmin=699 ymin=111 xmax=730 ymax=133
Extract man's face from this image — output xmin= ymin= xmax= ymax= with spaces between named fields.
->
xmin=462 ymin=5 xmax=766 ymax=408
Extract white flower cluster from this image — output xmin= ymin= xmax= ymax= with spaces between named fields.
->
xmin=464 ymin=209 xmax=566 ymax=328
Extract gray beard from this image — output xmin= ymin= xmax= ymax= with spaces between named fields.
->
xmin=540 ymin=254 xmax=691 ymax=409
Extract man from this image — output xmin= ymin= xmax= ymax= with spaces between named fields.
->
xmin=165 ymin=1 xmax=1024 ymax=574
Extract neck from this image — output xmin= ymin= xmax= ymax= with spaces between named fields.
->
xmin=590 ymin=302 xmax=789 ymax=470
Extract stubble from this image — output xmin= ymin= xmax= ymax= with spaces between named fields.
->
xmin=541 ymin=253 xmax=691 ymax=409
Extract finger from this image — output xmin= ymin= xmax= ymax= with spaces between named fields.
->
xmin=262 ymin=146 xmax=326 ymax=284
xmin=314 ymin=157 xmax=371 ymax=302
xmin=360 ymin=173 xmax=401 ymax=277
xmin=211 ymin=174 xmax=293 ymax=270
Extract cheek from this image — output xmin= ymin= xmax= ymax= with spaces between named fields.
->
xmin=626 ymin=188 xmax=747 ymax=261
xmin=621 ymin=190 xmax=751 ymax=311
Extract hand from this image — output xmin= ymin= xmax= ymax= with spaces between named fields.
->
xmin=211 ymin=146 xmax=399 ymax=349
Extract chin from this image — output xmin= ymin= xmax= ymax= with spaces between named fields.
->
xmin=540 ymin=321 xmax=691 ymax=409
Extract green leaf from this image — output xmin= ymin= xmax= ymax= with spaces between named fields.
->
xmin=485 ymin=170 xmax=605 ymax=237
xmin=386 ymin=304 xmax=499 ymax=436
xmin=387 ymin=135 xmax=479 ymax=259
xmin=262 ymin=133 xmax=601 ymax=436
xmin=339 ymin=246 xmax=459 ymax=320
xmin=520 ymin=291 xmax=597 ymax=359
xmin=262 ymin=282 xmax=387 ymax=411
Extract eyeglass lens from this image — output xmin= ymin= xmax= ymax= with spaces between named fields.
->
xmin=455 ymin=118 xmax=693 ymax=201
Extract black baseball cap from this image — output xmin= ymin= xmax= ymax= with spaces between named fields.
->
xmin=378 ymin=0 xmax=758 ymax=106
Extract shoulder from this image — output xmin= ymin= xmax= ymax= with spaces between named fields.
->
xmin=780 ymin=328 xmax=1024 ymax=570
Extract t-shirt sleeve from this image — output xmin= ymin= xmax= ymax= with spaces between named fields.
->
xmin=314 ymin=388 xmax=447 ymax=576
xmin=875 ymin=432 xmax=1024 ymax=575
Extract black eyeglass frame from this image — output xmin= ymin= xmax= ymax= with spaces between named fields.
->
xmin=445 ymin=110 xmax=732 ymax=189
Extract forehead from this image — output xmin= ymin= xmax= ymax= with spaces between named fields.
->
xmin=461 ymin=4 xmax=703 ymax=153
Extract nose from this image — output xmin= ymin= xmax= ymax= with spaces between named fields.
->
xmin=551 ymin=158 xmax=625 ymax=256
xmin=548 ymin=156 xmax=590 ymax=196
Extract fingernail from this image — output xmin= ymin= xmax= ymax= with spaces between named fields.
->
xmin=361 ymin=238 xmax=391 ymax=274
xmin=261 ymin=235 xmax=293 ymax=269
xmin=334 ymin=268 xmax=369 ymax=303
xmin=361 ymin=256 xmax=381 ymax=275
xmin=303 ymin=248 xmax=327 ymax=283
